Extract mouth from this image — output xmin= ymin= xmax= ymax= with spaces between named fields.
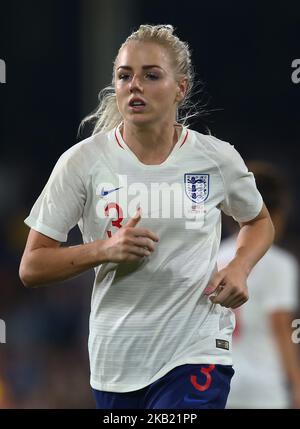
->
xmin=128 ymin=98 xmax=147 ymax=112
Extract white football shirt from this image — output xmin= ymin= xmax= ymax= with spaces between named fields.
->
xmin=218 ymin=236 xmax=299 ymax=408
xmin=24 ymin=124 xmax=263 ymax=392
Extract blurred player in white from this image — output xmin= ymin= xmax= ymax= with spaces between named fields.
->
xmin=218 ymin=161 xmax=300 ymax=409
xmin=19 ymin=25 xmax=274 ymax=409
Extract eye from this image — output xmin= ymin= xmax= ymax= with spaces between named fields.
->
xmin=118 ymin=73 xmax=130 ymax=81
xmin=145 ymin=72 xmax=159 ymax=80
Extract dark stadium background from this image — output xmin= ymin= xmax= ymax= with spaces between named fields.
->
xmin=0 ymin=0 xmax=299 ymax=408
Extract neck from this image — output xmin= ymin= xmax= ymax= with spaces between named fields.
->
xmin=121 ymin=121 xmax=180 ymax=165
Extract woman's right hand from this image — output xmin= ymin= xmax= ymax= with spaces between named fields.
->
xmin=102 ymin=209 xmax=159 ymax=263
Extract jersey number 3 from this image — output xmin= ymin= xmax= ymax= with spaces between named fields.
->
xmin=190 ymin=364 xmax=215 ymax=391
xmin=104 ymin=203 xmax=124 ymax=238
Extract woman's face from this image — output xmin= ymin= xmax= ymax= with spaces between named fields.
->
xmin=114 ymin=41 xmax=187 ymax=127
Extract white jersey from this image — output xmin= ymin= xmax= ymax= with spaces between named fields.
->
xmin=218 ymin=237 xmax=299 ymax=408
xmin=24 ymin=124 xmax=263 ymax=392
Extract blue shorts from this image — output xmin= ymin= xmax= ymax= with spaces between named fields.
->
xmin=93 ymin=363 xmax=234 ymax=409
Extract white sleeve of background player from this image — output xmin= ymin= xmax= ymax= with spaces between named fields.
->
xmin=220 ymin=144 xmax=263 ymax=222
xmin=24 ymin=151 xmax=86 ymax=242
xmin=263 ymin=255 xmax=299 ymax=313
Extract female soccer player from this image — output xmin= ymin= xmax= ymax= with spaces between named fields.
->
xmin=19 ymin=24 xmax=274 ymax=409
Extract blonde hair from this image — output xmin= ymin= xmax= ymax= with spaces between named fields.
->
xmin=80 ymin=24 xmax=200 ymax=135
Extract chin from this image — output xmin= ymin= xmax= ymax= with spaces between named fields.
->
xmin=126 ymin=115 xmax=154 ymax=127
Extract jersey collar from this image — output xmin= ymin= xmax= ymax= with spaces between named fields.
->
xmin=114 ymin=123 xmax=189 ymax=154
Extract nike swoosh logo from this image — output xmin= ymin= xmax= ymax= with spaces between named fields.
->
xmin=100 ymin=186 xmax=122 ymax=197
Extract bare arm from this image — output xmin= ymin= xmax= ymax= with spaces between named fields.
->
xmin=234 ymin=203 xmax=275 ymax=276
xmin=205 ymin=203 xmax=275 ymax=308
xmin=270 ymin=311 xmax=300 ymax=408
xmin=19 ymin=209 xmax=159 ymax=288
xmin=19 ymin=229 xmax=105 ymax=287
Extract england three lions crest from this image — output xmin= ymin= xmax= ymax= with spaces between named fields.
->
xmin=184 ymin=174 xmax=209 ymax=203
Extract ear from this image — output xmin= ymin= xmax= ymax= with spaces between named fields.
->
xmin=176 ymin=77 xmax=188 ymax=103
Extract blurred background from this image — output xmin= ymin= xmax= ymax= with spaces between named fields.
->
xmin=0 ymin=0 xmax=299 ymax=408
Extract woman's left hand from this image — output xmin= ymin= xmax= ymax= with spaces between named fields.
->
xmin=204 ymin=260 xmax=249 ymax=309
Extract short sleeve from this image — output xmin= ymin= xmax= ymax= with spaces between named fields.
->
xmin=220 ymin=145 xmax=263 ymax=222
xmin=24 ymin=152 xmax=86 ymax=242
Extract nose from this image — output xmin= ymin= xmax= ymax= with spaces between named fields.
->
xmin=129 ymin=74 xmax=143 ymax=93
